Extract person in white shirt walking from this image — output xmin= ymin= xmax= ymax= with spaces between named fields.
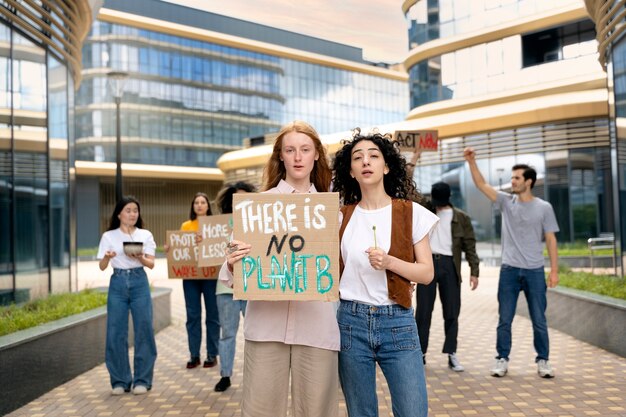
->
xmin=416 ymin=182 xmax=479 ymax=372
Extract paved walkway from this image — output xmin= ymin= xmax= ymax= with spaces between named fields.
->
xmin=7 ymin=260 xmax=626 ymax=417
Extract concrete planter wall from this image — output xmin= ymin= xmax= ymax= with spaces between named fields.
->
xmin=517 ymin=286 xmax=626 ymax=358
xmin=0 ymin=286 xmax=171 ymax=416
xmin=556 ymin=255 xmax=615 ymax=269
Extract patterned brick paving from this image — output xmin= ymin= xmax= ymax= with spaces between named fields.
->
xmin=7 ymin=260 xmax=625 ymax=417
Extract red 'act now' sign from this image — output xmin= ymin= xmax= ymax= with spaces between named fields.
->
xmin=393 ymin=130 xmax=438 ymax=152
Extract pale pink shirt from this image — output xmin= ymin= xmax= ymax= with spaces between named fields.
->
xmin=219 ymin=179 xmax=340 ymax=351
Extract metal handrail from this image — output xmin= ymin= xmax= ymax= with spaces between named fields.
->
xmin=587 ymin=233 xmax=615 ymax=273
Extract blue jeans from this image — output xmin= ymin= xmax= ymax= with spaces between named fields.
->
xmin=216 ymin=293 xmax=246 ymax=377
xmin=183 ymin=279 xmax=220 ymax=359
xmin=106 ymin=267 xmax=157 ymax=390
xmin=338 ymin=300 xmax=428 ymax=417
xmin=497 ymin=264 xmax=549 ymax=362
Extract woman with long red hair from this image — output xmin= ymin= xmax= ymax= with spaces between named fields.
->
xmin=220 ymin=121 xmax=339 ymax=417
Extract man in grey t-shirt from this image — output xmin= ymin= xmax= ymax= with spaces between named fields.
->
xmin=464 ymin=147 xmax=559 ymax=379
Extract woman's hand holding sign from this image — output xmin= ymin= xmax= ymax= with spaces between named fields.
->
xmin=226 ymin=239 xmax=252 ymax=273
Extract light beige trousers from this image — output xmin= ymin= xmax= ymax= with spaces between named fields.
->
xmin=242 ymin=340 xmax=338 ymax=417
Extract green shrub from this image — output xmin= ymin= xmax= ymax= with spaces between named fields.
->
xmin=0 ymin=289 xmax=107 ymax=337
xmin=557 ymin=270 xmax=626 ymax=301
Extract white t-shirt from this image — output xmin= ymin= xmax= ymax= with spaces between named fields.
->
xmin=430 ymin=207 xmax=453 ymax=256
xmin=340 ymin=201 xmax=439 ymax=305
xmin=97 ymin=228 xmax=156 ymax=270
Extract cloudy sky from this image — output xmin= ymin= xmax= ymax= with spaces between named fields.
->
xmin=163 ymin=0 xmax=409 ymax=63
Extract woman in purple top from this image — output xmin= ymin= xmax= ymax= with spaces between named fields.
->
xmin=221 ymin=121 xmax=339 ymax=417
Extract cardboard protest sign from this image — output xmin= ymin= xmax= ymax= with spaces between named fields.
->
xmin=166 ymin=230 xmax=220 ymax=279
xmin=198 ymin=214 xmax=232 ymax=267
xmin=232 ymin=192 xmax=339 ymax=301
xmin=393 ymin=130 xmax=438 ymax=152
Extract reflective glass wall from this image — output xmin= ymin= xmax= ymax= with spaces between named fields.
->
xmin=608 ymin=31 xmax=626 ymax=271
xmin=75 ymin=21 xmax=408 ymax=167
xmin=412 ymin=119 xmax=613 ymax=245
xmin=408 ymin=18 xmax=597 ymax=108
xmin=407 ymin=0 xmax=578 ymax=47
xmin=0 ymin=17 xmax=75 ymax=304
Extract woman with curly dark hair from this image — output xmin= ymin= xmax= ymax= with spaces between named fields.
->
xmin=332 ymin=130 xmax=438 ymax=417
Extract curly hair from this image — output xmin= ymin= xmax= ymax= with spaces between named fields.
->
xmin=262 ymin=120 xmax=332 ymax=192
xmin=332 ymin=129 xmax=421 ymax=205
xmin=216 ymin=181 xmax=256 ymax=214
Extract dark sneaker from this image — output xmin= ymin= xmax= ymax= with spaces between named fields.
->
xmin=204 ymin=357 xmax=217 ymax=368
xmin=214 ymin=376 xmax=231 ymax=392
xmin=186 ymin=356 xmax=201 ymax=369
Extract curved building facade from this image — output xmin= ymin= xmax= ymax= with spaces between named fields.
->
xmin=0 ymin=0 xmax=98 ymax=304
xmin=402 ymin=0 xmax=613 ymax=254
xmin=75 ymin=0 xmax=409 ymax=248
xmin=586 ymin=0 xmax=626 ymax=273
xmin=219 ymin=0 xmax=616 ymax=267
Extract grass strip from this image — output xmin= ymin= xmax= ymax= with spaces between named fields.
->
xmin=0 ymin=289 xmax=107 ymax=337
xmin=558 ymin=269 xmax=626 ymax=301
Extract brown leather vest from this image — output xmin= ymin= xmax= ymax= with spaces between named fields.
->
xmin=339 ymin=199 xmax=415 ymax=309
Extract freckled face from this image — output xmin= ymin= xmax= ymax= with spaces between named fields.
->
xmin=118 ymin=203 xmax=139 ymax=227
xmin=280 ymin=131 xmax=319 ymax=184
xmin=349 ymin=140 xmax=389 ymax=185
xmin=193 ymin=196 xmax=209 ymax=216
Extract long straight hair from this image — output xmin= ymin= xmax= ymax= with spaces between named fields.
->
xmin=188 ymin=192 xmax=212 ymax=220
xmin=262 ymin=120 xmax=332 ymax=192
xmin=108 ymin=196 xmax=144 ymax=230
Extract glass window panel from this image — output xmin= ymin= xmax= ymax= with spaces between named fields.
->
xmin=14 ymin=152 xmax=49 ymax=301
xmin=0 ymin=151 xmax=12 ymax=292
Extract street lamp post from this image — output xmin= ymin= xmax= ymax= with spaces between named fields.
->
xmin=107 ymin=71 xmax=129 ymax=203
xmin=493 ymin=168 xmax=505 ymax=258
xmin=496 ymin=168 xmax=504 ymax=190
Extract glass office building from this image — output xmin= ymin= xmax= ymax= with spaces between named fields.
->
xmin=586 ymin=0 xmax=626 ymax=274
xmin=402 ymin=0 xmax=612 ymax=254
xmin=220 ymin=0 xmax=617 ymax=268
xmin=0 ymin=0 xmax=98 ymax=304
xmin=75 ymin=0 xmax=409 ymax=248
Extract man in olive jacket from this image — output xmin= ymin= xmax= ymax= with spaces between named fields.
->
xmin=416 ymin=182 xmax=480 ymax=372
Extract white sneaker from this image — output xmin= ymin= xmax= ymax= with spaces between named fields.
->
xmin=132 ymin=385 xmax=148 ymax=395
xmin=537 ymin=360 xmax=554 ymax=378
xmin=448 ymin=353 xmax=465 ymax=372
xmin=111 ymin=386 xmax=125 ymax=396
xmin=490 ymin=358 xmax=508 ymax=377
